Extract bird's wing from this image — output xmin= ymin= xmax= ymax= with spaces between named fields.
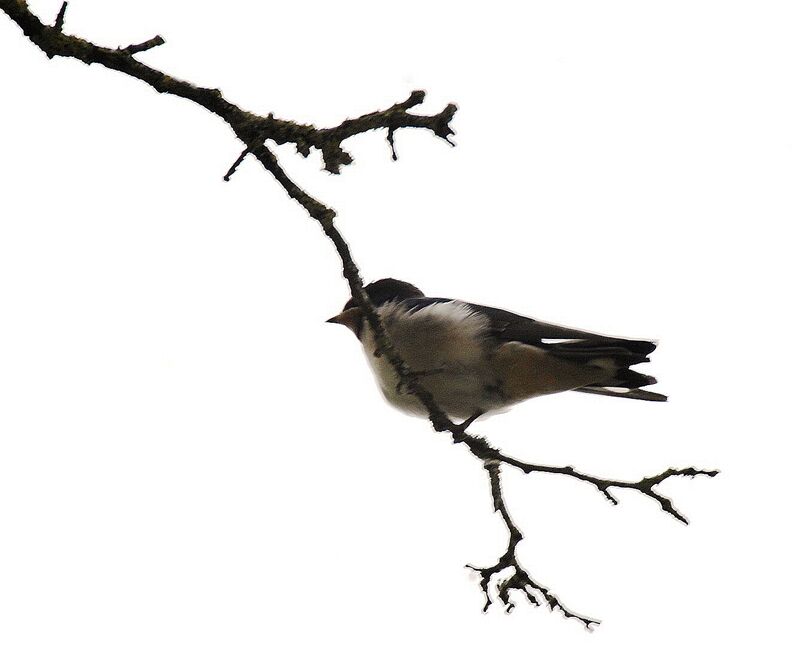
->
xmin=400 ymin=297 xmax=666 ymax=401
xmin=403 ymin=297 xmax=655 ymax=356
xmin=473 ymin=302 xmax=659 ymax=369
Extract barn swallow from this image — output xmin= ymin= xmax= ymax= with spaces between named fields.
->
xmin=327 ymin=278 xmax=665 ymax=423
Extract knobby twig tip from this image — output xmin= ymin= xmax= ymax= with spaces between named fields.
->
xmin=122 ymin=35 xmax=165 ymax=55
xmin=54 ymin=2 xmax=67 ymax=32
xmin=387 ymin=127 xmax=398 ymax=161
xmin=223 ymin=147 xmax=251 ymax=182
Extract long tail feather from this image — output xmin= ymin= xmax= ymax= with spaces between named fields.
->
xmin=575 ymin=386 xmax=668 ymax=402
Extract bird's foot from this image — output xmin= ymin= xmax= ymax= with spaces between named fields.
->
xmin=451 ymin=411 xmax=484 ymax=438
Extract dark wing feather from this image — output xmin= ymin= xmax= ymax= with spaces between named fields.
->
xmin=403 ymin=298 xmax=655 ymax=359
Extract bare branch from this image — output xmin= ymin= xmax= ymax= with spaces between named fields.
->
xmin=0 ymin=1 xmax=454 ymax=176
xmin=0 ymin=0 xmax=717 ymax=626
xmin=456 ymin=434 xmax=718 ymax=524
xmin=467 ymin=463 xmax=600 ymax=628
xmin=310 ymin=90 xmax=457 ymax=172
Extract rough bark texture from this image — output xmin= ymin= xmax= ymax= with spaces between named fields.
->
xmin=1 ymin=0 xmax=717 ymax=628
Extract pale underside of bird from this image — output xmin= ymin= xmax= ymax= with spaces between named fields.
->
xmin=328 ymin=278 xmax=666 ymax=422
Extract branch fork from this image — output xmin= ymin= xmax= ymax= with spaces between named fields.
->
xmin=466 ymin=463 xmax=601 ymax=628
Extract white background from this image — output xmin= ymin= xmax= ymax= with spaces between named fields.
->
xmin=1 ymin=1 xmax=798 ymax=660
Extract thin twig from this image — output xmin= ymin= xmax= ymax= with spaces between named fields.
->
xmin=387 ymin=127 xmax=398 ymax=161
xmin=457 ymin=433 xmax=718 ymax=524
xmin=53 ymin=1 xmax=66 ymax=32
xmin=223 ymin=146 xmax=251 ymax=181
xmin=121 ymin=35 xmax=165 ymax=55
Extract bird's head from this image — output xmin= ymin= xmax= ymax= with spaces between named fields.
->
xmin=326 ymin=278 xmax=424 ymax=337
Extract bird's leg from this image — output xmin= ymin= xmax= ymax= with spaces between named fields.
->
xmin=452 ymin=411 xmax=484 ymax=437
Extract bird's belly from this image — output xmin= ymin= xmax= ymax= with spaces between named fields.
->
xmin=362 ymin=339 xmax=604 ymax=421
xmin=366 ymin=352 xmax=501 ymax=421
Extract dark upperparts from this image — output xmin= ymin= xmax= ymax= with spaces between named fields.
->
xmin=342 ymin=278 xmax=425 ymax=311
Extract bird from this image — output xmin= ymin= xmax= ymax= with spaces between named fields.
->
xmin=327 ymin=278 xmax=666 ymax=425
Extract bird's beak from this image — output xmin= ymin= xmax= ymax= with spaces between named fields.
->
xmin=325 ymin=307 xmax=361 ymax=334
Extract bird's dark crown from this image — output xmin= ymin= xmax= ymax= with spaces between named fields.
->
xmin=342 ymin=278 xmax=424 ymax=311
